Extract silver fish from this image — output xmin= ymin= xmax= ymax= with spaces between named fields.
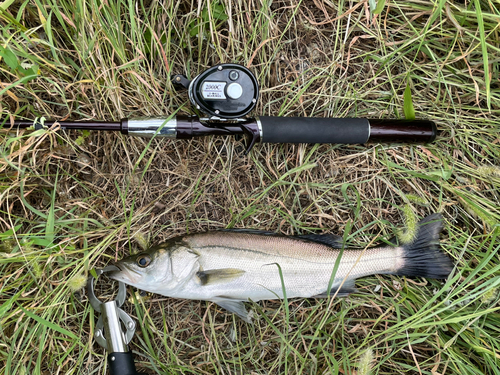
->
xmin=109 ymin=213 xmax=452 ymax=322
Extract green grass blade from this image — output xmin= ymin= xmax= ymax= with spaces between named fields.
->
xmin=403 ymin=82 xmax=416 ymax=120
xmin=474 ymin=0 xmax=491 ymax=110
xmin=18 ymin=306 xmax=78 ymax=340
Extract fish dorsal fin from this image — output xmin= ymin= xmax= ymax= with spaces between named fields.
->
xmin=297 ymin=234 xmax=345 ymax=248
xmin=221 ymin=229 xmax=279 ymax=236
xmin=223 ymin=228 xmax=346 ymax=248
xmin=197 ymin=268 xmax=246 ymax=286
xmin=387 ymin=236 xmax=398 ymax=246
xmin=312 ymin=279 xmax=357 ymax=298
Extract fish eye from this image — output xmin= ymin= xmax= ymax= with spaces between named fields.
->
xmin=136 ymin=254 xmax=151 ymax=268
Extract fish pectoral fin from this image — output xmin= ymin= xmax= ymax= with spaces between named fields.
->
xmin=197 ymin=268 xmax=245 ymax=286
xmin=313 ymin=279 xmax=357 ymax=298
xmin=212 ymin=298 xmax=253 ymax=323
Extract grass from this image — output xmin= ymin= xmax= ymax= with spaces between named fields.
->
xmin=1 ymin=0 xmax=499 ymax=374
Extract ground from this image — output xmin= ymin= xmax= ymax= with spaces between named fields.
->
xmin=0 ymin=0 xmax=499 ymax=374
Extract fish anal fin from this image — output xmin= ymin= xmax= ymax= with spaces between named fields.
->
xmin=298 ymin=234 xmax=345 ymax=248
xmin=313 ymin=279 xmax=357 ymax=298
xmin=197 ymin=268 xmax=245 ymax=286
xmin=212 ymin=298 xmax=253 ymax=323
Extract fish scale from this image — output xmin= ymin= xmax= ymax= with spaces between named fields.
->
xmin=186 ymin=239 xmax=398 ymax=301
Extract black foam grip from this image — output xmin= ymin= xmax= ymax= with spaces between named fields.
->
xmin=259 ymin=116 xmax=370 ymax=144
xmin=108 ymin=352 xmax=139 ymax=375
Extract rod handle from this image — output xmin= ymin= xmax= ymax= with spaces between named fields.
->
xmin=259 ymin=116 xmax=369 ymax=144
xmin=258 ymin=116 xmax=436 ymax=144
xmin=108 ymin=352 xmax=140 ymax=375
xmin=368 ymin=119 xmax=437 ymax=143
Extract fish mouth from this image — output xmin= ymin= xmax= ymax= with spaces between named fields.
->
xmin=104 ymin=262 xmax=141 ymax=285
xmin=101 ymin=264 xmax=121 ymax=273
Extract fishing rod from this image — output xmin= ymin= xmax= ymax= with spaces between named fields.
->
xmin=4 ymin=64 xmax=437 ymax=154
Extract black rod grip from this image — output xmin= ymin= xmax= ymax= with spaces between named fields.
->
xmin=108 ymin=352 xmax=139 ymax=375
xmin=259 ymin=116 xmax=370 ymax=144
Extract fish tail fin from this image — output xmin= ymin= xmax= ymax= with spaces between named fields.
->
xmin=394 ymin=213 xmax=453 ymax=279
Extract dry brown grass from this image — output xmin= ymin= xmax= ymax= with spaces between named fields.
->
xmin=1 ymin=0 xmax=500 ymax=374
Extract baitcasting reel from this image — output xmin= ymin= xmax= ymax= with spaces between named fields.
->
xmin=173 ymin=63 xmax=259 ymax=120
